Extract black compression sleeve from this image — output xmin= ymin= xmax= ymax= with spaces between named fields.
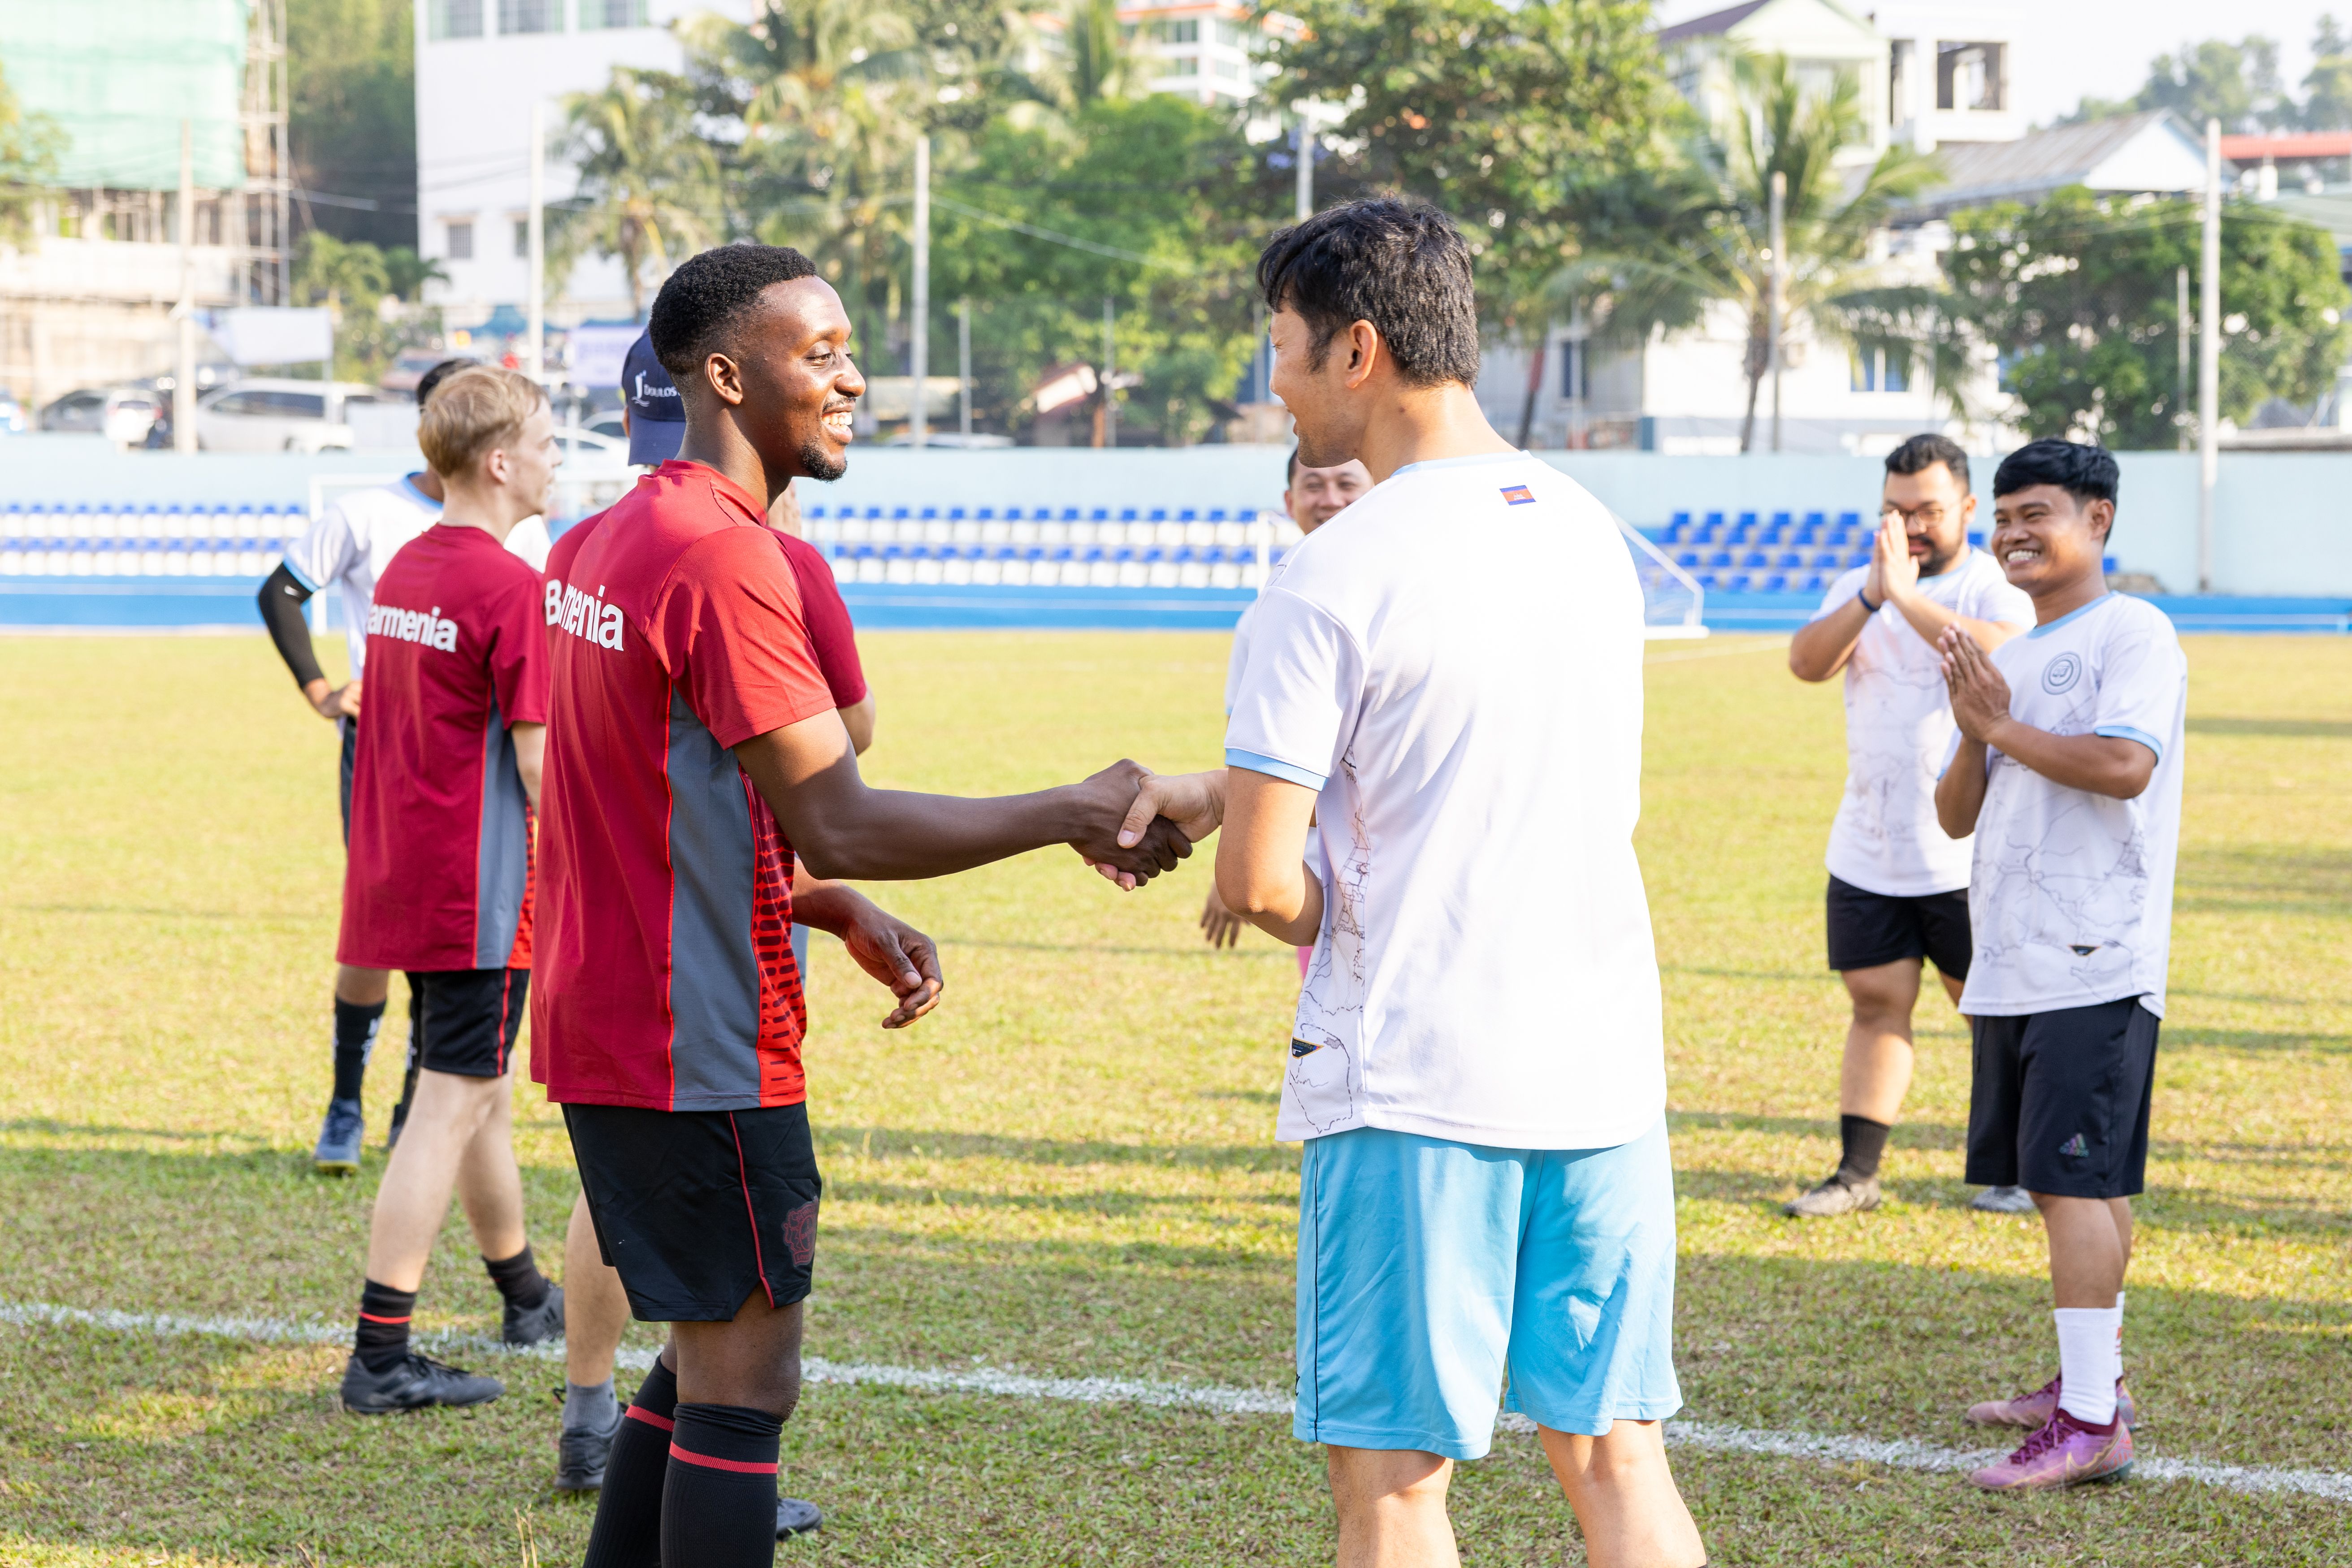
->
xmin=258 ymin=564 xmax=326 ymax=690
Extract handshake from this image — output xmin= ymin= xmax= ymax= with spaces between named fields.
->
xmin=1065 ymin=762 xmax=1230 ymax=891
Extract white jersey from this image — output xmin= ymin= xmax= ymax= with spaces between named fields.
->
xmin=1813 ymin=550 xmax=2033 ymax=896
xmin=1224 ymin=451 xmax=1664 ymax=1151
xmin=280 ymin=475 xmax=550 ymax=680
xmin=1952 ymin=593 xmax=2187 ymax=1018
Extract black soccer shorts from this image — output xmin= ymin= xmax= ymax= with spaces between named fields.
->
xmin=1965 ymin=998 xmax=2160 ymax=1199
xmin=403 ymin=967 xmax=529 ymax=1078
xmin=1825 ymin=874 xmax=1973 ymax=979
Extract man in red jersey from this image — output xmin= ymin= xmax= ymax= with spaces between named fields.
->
xmin=535 ymin=244 xmax=1189 ymax=1567
xmin=542 ymin=348 xmax=878 ymax=1542
xmin=336 ymin=365 xmax=567 ymax=1414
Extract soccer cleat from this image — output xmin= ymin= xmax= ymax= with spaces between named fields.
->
xmin=1971 ymin=1184 xmax=2037 ymax=1214
xmin=504 ymin=1282 xmax=566 ymax=1347
xmin=554 ymin=1395 xmax=620 ymax=1493
xmin=340 ymin=1351 xmax=503 ymax=1414
xmin=1781 ymin=1173 xmax=1880 ymax=1217
xmin=1967 ymin=1375 xmax=2138 ymax=1429
xmin=313 ymin=1098 xmax=366 ymax=1175
xmin=1968 ymin=1407 xmax=2134 ymax=1491
xmin=777 ymin=1496 xmax=823 ymax=1538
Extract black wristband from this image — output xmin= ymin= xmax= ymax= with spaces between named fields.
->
xmin=1857 ymin=588 xmax=1882 ymax=615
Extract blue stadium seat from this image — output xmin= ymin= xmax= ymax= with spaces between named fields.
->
xmin=1668 ymin=510 xmax=1693 ymax=541
xmin=1736 ymin=511 xmax=1759 ymax=531
xmin=1837 ymin=511 xmax=1862 ymax=529
xmin=1705 ymin=550 xmax=1733 ymax=569
xmin=1770 ymin=511 xmax=1793 ymax=529
xmin=1739 ymin=549 xmax=1769 ymax=569
xmin=1775 ymin=550 xmax=1804 ymax=569
xmin=1674 ymin=549 xmax=1702 ymax=568
xmin=1803 ymin=511 xmax=1827 ymax=528
xmin=1702 ymin=511 xmax=1726 ymax=532
xmin=1799 ymin=572 xmax=1829 ymax=593
xmin=1760 ymin=572 xmax=1789 ymax=592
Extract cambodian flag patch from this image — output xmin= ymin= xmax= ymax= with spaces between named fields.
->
xmin=1500 ymin=484 xmax=1535 ymax=505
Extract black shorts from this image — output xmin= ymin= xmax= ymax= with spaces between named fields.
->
xmin=403 ymin=967 xmax=528 ymax=1078
xmin=1965 ymin=998 xmax=2159 ymax=1199
xmin=1825 ymin=875 xmax=1972 ymax=978
xmin=339 ymin=716 xmax=357 ymax=847
xmin=563 ymin=1100 xmax=821 ymax=1322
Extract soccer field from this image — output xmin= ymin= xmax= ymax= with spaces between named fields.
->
xmin=2 ymin=629 xmax=2349 ymax=1567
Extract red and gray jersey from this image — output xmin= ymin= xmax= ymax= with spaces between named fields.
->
xmin=532 ymin=462 xmax=836 ymax=1112
xmin=339 ymin=524 xmax=549 ymax=973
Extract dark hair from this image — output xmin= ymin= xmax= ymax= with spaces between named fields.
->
xmin=647 ymin=243 xmax=820 ymax=382
xmin=1285 ymin=443 xmax=1300 ymax=484
xmin=415 ymin=358 xmax=475 ymax=406
xmin=1256 ymin=198 xmax=1480 ymax=388
xmin=1884 ymin=432 xmax=1969 ymax=494
xmin=1993 ymin=438 xmax=2120 ymax=506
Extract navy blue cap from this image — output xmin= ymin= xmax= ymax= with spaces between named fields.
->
xmin=623 ymin=331 xmax=684 ymax=466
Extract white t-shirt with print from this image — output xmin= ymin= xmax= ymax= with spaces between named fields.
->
xmin=1813 ymin=550 xmax=2034 ymax=896
xmin=1952 ymin=593 xmax=2188 ymax=1018
xmin=1223 ymin=451 xmax=1665 ymax=1150
xmin=280 ymin=476 xmax=550 ymax=679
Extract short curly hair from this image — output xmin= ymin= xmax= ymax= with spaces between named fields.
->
xmin=647 ymin=243 xmax=821 ymax=383
xmin=1256 ymin=199 xmax=1480 ymax=389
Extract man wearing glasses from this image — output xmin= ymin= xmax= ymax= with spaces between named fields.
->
xmin=1783 ymin=434 xmax=2036 ymax=1217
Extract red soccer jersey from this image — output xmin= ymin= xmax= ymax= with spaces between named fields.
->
xmin=533 ymin=461 xmax=838 ymax=1111
xmin=339 ymin=523 xmax=549 ymax=972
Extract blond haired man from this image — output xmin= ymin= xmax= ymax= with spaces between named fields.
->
xmin=335 ymin=366 xmax=565 ymax=1412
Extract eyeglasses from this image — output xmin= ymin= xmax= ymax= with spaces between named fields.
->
xmin=1880 ymin=504 xmax=1949 ymax=528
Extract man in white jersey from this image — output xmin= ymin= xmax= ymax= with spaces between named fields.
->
xmin=1934 ymin=439 xmax=2183 ymax=1491
xmin=1198 ymin=445 xmax=1369 ymax=958
xmin=1783 ymin=435 xmax=2034 ymax=1218
xmin=256 ymin=357 xmax=554 ymax=1174
xmin=1114 ymin=199 xmax=1702 ymax=1568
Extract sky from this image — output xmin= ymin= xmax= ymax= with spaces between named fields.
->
xmin=1651 ymin=0 xmax=2348 ymax=126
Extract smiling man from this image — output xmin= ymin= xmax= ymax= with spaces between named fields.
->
xmin=1933 ymin=439 xmax=2185 ymax=1491
xmin=1113 ymin=199 xmax=1702 ymax=1568
xmin=1783 ymin=435 xmax=2035 ymax=1218
xmin=533 ymin=243 xmax=1191 ymax=1567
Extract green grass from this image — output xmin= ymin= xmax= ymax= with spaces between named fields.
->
xmin=2 ymin=628 xmax=2348 ymax=1566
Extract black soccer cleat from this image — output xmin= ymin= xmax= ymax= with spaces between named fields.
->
xmin=554 ymin=1399 xmax=620 ymax=1493
xmin=340 ymin=1351 xmax=504 ymax=1414
xmin=505 ymin=1282 xmax=566 ymax=1347
xmin=778 ymin=1496 xmax=823 ymax=1538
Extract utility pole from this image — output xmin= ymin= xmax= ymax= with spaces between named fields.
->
xmin=957 ymin=297 xmax=972 ymax=437
xmin=1102 ymin=297 xmax=1117 ymax=448
xmin=526 ymin=100 xmax=545 ymax=381
xmin=2198 ymin=118 xmax=2222 ymax=593
xmin=1295 ymin=115 xmax=1314 ymax=221
xmin=911 ymin=134 xmax=930 ymax=448
xmin=1767 ymin=169 xmax=1786 ymax=455
xmin=2175 ymin=265 xmax=2191 ymax=452
xmin=175 ymin=120 xmax=197 ymax=454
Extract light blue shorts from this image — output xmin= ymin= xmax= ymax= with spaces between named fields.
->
xmin=1294 ymin=1115 xmax=1681 ymax=1461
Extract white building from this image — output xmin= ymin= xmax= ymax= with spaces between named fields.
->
xmin=1113 ymin=0 xmax=1294 ymax=108
xmin=413 ymin=0 xmax=755 ymax=331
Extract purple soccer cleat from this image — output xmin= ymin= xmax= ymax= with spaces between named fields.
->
xmin=1968 ymin=1408 xmax=2134 ymax=1491
xmin=1966 ymin=1375 xmax=2137 ymax=1429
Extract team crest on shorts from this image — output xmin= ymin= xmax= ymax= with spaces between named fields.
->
xmin=782 ymin=1197 xmax=819 ymax=1266
xmin=1500 ymin=485 xmax=1535 ymax=506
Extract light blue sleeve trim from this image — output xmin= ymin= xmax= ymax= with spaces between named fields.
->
xmin=1225 ymin=748 xmax=1328 ymax=791
xmin=2094 ymin=724 xmax=2164 ymax=761
xmin=281 ymin=556 xmax=323 ymax=593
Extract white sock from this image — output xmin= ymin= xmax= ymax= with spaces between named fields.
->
xmin=2054 ymin=1307 xmax=2122 ymax=1424
xmin=2114 ymin=1291 xmax=2126 ymax=1377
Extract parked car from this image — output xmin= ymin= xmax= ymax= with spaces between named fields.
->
xmin=39 ymin=386 xmax=161 ymax=444
xmin=582 ymin=409 xmax=628 ymax=442
xmin=554 ymin=424 xmax=628 ymax=464
xmin=195 ymin=380 xmax=388 ymax=453
xmin=381 ymin=349 xmax=477 ymax=396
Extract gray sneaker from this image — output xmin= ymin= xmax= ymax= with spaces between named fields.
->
xmin=778 ymin=1496 xmax=823 ymax=1538
xmin=1781 ymin=1173 xmax=1880 ymax=1217
xmin=1971 ymin=1184 xmax=2037 ymax=1214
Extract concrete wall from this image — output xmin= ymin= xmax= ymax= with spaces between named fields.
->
xmin=0 ymin=436 xmax=2334 ymax=597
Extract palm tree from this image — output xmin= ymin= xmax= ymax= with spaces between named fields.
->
xmin=1060 ymin=0 xmax=1140 ymax=106
xmin=1559 ymin=53 xmax=1940 ymax=450
xmin=551 ymin=68 xmax=724 ymax=323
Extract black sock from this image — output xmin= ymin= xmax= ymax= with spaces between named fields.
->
xmin=583 ymin=1358 xmax=677 ymax=1568
xmin=1838 ymin=1114 xmax=1892 ymax=1182
xmin=330 ymin=998 xmax=385 ymax=1104
xmin=662 ymin=1402 xmax=784 ymax=1568
xmin=483 ymin=1243 xmax=551 ymax=1311
xmin=354 ymin=1279 xmax=416 ymax=1373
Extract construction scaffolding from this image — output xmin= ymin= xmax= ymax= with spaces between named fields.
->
xmin=240 ymin=0 xmax=292 ymax=305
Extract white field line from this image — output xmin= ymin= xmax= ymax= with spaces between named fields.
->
xmin=6 ymin=1299 xmax=2348 ymax=1503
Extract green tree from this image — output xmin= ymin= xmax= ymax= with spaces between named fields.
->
xmin=0 ymin=61 xmax=63 ymax=250
xmin=383 ymin=245 xmax=447 ymax=303
xmin=1935 ymin=188 xmax=2349 ymax=446
xmin=2301 ymin=15 xmax=2352 ymax=130
xmin=1266 ymin=0 xmax=1674 ymax=319
xmin=1562 ymin=53 xmax=1938 ymax=450
xmin=294 ymin=230 xmax=399 ymax=380
xmin=288 ymin=0 xmax=417 ymax=249
xmin=1062 ymin=0 xmax=1140 ymax=106
xmin=551 ymin=68 xmax=725 ymax=322
xmin=2063 ymin=34 xmax=2292 ymax=131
